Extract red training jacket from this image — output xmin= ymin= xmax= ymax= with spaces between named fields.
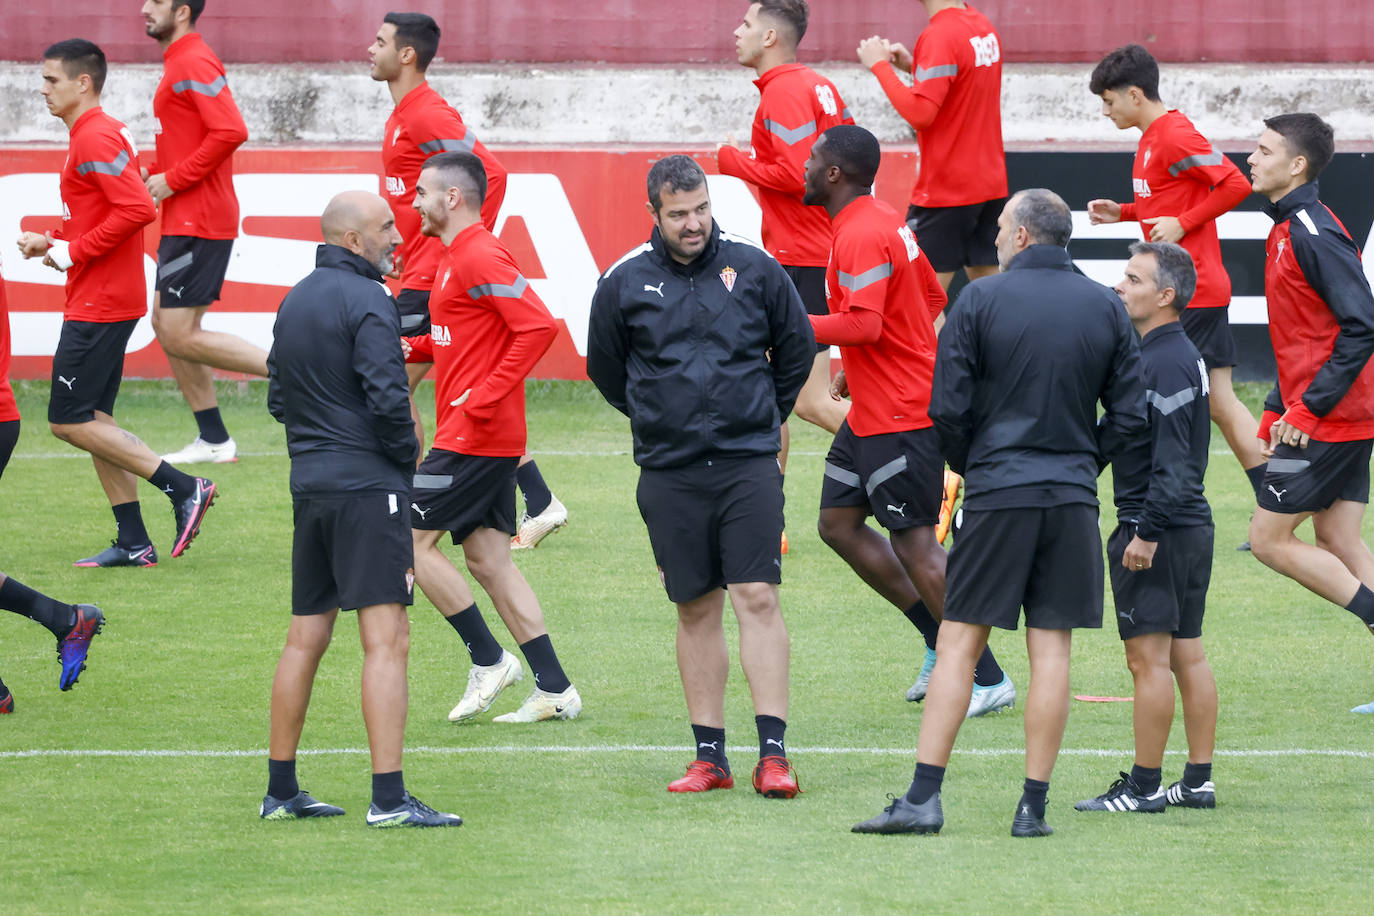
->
xmin=149 ymin=33 xmax=247 ymax=239
xmin=716 ymin=62 xmax=852 ymax=267
xmin=870 ymin=4 xmax=1006 ymax=209
xmin=1258 ymin=182 xmax=1374 ymax=442
xmin=812 ymin=196 xmax=947 ymax=436
xmin=383 ymin=82 xmax=509 ymax=293
xmin=54 ymin=108 xmax=157 ymax=323
xmin=0 ymin=262 xmax=18 ymax=423
xmin=404 ymin=223 xmax=555 ymax=456
xmin=1118 ymin=110 xmax=1249 ymax=309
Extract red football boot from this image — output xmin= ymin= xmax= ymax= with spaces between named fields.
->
xmin=752 ymin=756 xmax=800 ymax=799
xmin=668 ymin=760 xmax=734 ymax=793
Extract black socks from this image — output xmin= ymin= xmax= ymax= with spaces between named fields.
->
xmin=372 ymin=770 xmax=405 ymax=811
xmin=193 ymin=407 xmax=230 ymax=446
xmin=516 ymin=460 xmax=553 ymax=517
xmin=906 ymin=762 xmax=945 ymax=805
xmin=267 ymin=758 xmax=299 ymax=801
xmin=1020 ymin=778 xmax=1049 ymax=819
xmin=446 ymin=603 xmax=504 ymax=667
xmin=691 ymin=724 xmax=727 ymax=768
xmin=0 ymin=576 xmax=77 ymax=638
xmin=518 ymin=634 xmax=571 ymax=694
xmin=112 ymin=501 xmax=151 ymax=548
xmin=755 ymin=714 xmax=787 ymax=759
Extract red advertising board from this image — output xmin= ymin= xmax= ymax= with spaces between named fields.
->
xmin=1 ymin=145 xmax=919 ymax=380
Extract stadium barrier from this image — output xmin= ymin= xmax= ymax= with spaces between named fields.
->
xmin=4 ymin=147 xmax=1372 ymax=382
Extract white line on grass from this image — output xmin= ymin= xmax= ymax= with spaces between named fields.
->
xmin=4 ymin=744 xmax=1373 ymax=760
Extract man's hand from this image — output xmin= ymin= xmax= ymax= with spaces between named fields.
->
xmin=857 ymin=36 xmax=892 ymax=70
xmin=1087 ymin=199 xmax=1122 ymax=225
xmin=1270 ymin=415 xmax=1311 ymax=451
xmin=450 ymin=388 xmax=471 ymax=407
xmin=1122 ymin=534 xmax=1158 ymax=571
xmin=887 ymin=41 xmax=914 ymax=73
xmin=829 ymin=369 xmax=849 ymax=401
xmin=145 ymin=172 xmax=173 ymax=203
xmin=716 ymin=135 xmax=741 ymax=156
xmin=17 ymin=232 xmax=49 ymax=259
xmin=1143 ymin=215 xmax=1185 ymax=243
xmin=400 ymin=338 xmax=412 ymax=359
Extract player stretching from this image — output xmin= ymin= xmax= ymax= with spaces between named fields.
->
xmin=18 ymin=39 xmax=216 ymax=568
xmin=716 ymin=0 xmax=852 ymax=505
xmin=369 ymin=11 xmax=567 ymax=549
xmin=1245 ymin=114 xmax=1374 ymax=715
xmin=802 ymin=125 xmax=1014 ymax=717
xmin=406 ymin=152 xmax=582 ymax=724
xmin=1088 ymin=44 xmax=1267 ymax=531
xmin=141 ymin=0 xmax=265 ymax=464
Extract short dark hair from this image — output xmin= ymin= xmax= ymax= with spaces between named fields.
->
xmin=1129 ymin=241 xmax=1196 ymax=312
xmin=1264 ymin=113 xmax=1335 ymax=183
xmin=423 ymin=151 xmax=487 ymax=206
xmin=1088 ymin=44 xmax=1160 ymax=101
xmin=647 ymin=155 xmax=706 ymax=211
xmin=755 ymin=0 xmax=808 ymax=47
xmin=1010 ymin=189 xmax=1072 ymax=248
xmin=43 ymin=39 xmax=106 ymax=94
xmin=173 ymin=0 xmax=206 ymax=26
xmin=818 ymin=125 xmax=881 ymax=189
xmin=384 ymin=11 xmax=441 ymax=71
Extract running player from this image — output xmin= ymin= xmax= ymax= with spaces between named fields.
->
xmin=1088 ymin=44 xmax=1267 ymax=526
xmin=141 ymin=0 xmax=265 ymax=464
xmin=17 ymin=39 xmax=216 ymax=568
xmin=369 ymin=12 xmax=567 ymax=549
xmin=405 ymin=151 xmax=582 ymax=724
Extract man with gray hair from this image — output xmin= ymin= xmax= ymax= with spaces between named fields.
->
xmin=854 ymin=189 xmax=1146 ymax=838
xmin=1075 ymin=241 xmax=1219 ymax=814
xmin=263 ymin=189 xmax=461 ymax=828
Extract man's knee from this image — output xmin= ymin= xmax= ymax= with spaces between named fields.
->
xmin=817 ymin=507 xmax=861 ymax=549
xmin=728 ymin=582 xmax=781 ymax=620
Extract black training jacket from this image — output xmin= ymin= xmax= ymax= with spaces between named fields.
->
xmin=1111 ymin=322 xmax=1212 ymax=538
xmin=267 ymin=244 xmax=418 ymax=496
xmin=587 ymin=222 xmax=816 ymax=468
xmin=931 ymin=245 xmax=1147 ymax=509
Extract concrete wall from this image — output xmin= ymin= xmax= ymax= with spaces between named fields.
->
xmin=6 ymin=1 xmax=1372 ymax=63
xmin=4 ymin=62 xmax=1374 ymax=148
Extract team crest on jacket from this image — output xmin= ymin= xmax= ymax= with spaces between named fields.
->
xmin=719 ymin=266 xmax=737 ymax=293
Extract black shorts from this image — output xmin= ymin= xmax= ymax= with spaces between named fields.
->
xmin=1258 ymin=439 xmax=1373 ymax=514
xmin=48 ymin=319 xmax=137 ymax=424
xmin=0 ymin=419 xmax=19 ymax=482
xmin=783 ymin=265 xmax=829 ymax=355
xmin=292 ymin=491 xmax=415 ymax=614
xmin=410 ymin=449 xmax=519 ymax=542
xmin=944 ymin=503 xmax=1104 ymax=631
xmin=396 ymin=288 xmax=431 ymax=336
xmin=906 ymin=197 xmax=1007 ymax=274
xmin=1179 ymin=306 xmax=1237 ymax=371
xmin=155 ymin=236 xmax=233 ymax=308
xmin=1107 ymin=522 xmax=1213 ymax=640
xmin=820 ymin=422 xmax=943 ymax=530
xmin=636 ymin=455 xmax=784 ymax=603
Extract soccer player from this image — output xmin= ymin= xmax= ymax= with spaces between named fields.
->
xmin=1088 ymin=44 xmax=1268 ymax=523
xmin=1076 ymin=242 xmax=1219 ymax=813
xmin=801 ymin=125 xmax=1014 ymax=717
xmin=263 ymin=189 xmax=460 ymax=827
xmin=0 ymin=263 xmax=104 ymax=711
xmin=853 ymin=190 xmax=1146 ymax=837
xmin=405 ymin=151 xmax=582 ymax=724
xmin=1245 ymin=114 xmax=1374 ymax=715
xmin=716 ymin=0 xmax=851 ymax=484
xmin=17 ymin=39 xmax=216 ymax=568
xmin=369 ymin=11 xmax=567 ymax=549
xmin=587 ymin=155 xmax=815 ymax=798
xmin=857 ymin=0 xmax=1007 ymax=293
xmin=141 ymin=0 xmax=264 ymax=464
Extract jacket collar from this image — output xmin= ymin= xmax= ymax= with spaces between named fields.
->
xmin=1264 ymin=181 xmax=1320 ymax=224
xmin=1006 ymin=244 xmax=1075 ymax=272
xmin=315 ymin=244 xmax=385 ymax=283
xmin=649 ymin=220 xmax=722 ymax=275
xmin=1140 ymin=319 xmax=1187 ymax=348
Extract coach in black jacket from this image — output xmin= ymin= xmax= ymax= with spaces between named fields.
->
xmin=586 ymin=155 xmax=814 ymax=798
xmin=259 ymin=191 xmax=460 ymax=827
xmin=861 ymin=189 xmax=1145 ymax=839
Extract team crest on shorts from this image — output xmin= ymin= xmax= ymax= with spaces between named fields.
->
xmin=406 ymin=568 xmax=415 ymax=594
xmin=719 ymin=266 xmax=737 ymax=293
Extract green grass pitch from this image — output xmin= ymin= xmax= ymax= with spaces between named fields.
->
xmin=1 ymin=378 xmax=1371 ymax=913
